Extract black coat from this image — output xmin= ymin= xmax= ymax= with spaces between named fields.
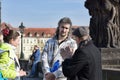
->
xmin=62 ymin=40 xmax=102 ymax=80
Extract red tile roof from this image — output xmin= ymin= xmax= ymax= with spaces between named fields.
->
xmin=23 ymin=28 xmax=56 ymax=37
xmin=1 ymin=22 xmax=88 ymax=38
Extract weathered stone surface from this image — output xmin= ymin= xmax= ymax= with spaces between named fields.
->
xmin=85 ymin=0 xmax=120 ymax=48
xmin=102 ymin=68 xmax=120 ymax=80
xmin=100 ymin=48 xmax=120 ymax=68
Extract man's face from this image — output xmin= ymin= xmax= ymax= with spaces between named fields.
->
xmin=59 ymin=23 xmax=70 ymax=38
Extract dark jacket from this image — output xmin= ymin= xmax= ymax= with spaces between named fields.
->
xmin=62 ymin=40 xmax=102 ymax=80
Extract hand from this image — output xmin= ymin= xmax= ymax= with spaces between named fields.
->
xmin=45 ymin=72 xmax=55 ymax=80
xmin=60 ymin=46 xmax=73 ymax=60
xmin=65 ymin=46 xmax=74 ymax=54
xmin=19 ymin=69 xmax=26 ymax=76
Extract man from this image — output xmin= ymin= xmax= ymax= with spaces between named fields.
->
xmin=42 ymin=17 xmax=77 ymax=80
xmin=61 ymin=27 xmax=102 ymax=80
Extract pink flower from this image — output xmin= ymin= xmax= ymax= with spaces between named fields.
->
xmin=2 ymin=28 xmax=9 ymax=36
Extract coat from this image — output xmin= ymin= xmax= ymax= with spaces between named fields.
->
xmin=0 ymin=43 xmax=20 ymax=79
xmin=62 ymin=40 xmax=102 ymax=80
xmin=42 ymin=36 xmax=77 ymax=78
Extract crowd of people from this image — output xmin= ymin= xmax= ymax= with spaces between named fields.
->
xmin=0 ymin=17 xmax=102 ymax=80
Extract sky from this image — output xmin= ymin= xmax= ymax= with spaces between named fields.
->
xmin=1 ymin=0 xmax=90 ymax=28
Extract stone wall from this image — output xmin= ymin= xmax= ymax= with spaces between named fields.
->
xmin=103 ymin=69 xmax=120 ymax=80
xmin=100 ymin=48 xmax=120 ymax=80
xmin=100 ymin=48 xmax=120 ymax=69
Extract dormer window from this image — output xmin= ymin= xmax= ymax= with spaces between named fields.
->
xmin=35 ymin=32 xmax=39 ymax=37
xmin=28 ymin=32 xmax=32 ymax=37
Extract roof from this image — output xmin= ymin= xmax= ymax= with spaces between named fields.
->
xmin=1 ymin=22 xmax=88 ymax=38
xmin=23 ymin=28 xmax=56 ymax=37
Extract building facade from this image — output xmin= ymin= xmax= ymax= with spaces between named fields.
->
xmin=20 ymin=28 xmax=56 ymax=60
xmin=1 ymin=23 xmax=80 ymax=60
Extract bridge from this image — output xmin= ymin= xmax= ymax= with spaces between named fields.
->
xmin=19 ymin=48 xmax=120 ymax=80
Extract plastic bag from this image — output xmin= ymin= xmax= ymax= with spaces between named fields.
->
xmin=50 ymin=60 xmax=60 ymax=72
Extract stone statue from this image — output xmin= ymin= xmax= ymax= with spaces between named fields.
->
xmin=85 ymin=0 xmax=120 ymax=48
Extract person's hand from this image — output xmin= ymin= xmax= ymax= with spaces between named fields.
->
xmin=19 ymin=69 xmax=26 ymax=76
xmin=60 ymin=46 xmax=73 ymax=60
xmin=45 ymin=72 xmax=56 ymax=80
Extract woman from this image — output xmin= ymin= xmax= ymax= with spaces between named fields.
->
xmin=29 ymin=45 xmax=40 ymax=77
xmin=0 ymin=27 xmax=26 ymax=80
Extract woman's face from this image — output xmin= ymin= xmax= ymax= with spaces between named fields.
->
xmin=10 ymin=36 xmax=20 ymax=47
xmin=0 ymin=34 xmax=3 ymax=43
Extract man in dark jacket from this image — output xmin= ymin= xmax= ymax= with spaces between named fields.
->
xmin=61 ymin=27 xmax=102 ymax=80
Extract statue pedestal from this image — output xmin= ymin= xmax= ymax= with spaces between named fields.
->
xmin=100 ymin=48 xmax=120 ymax=80
xmin=100 ymin=48 xmax=120 ymax=68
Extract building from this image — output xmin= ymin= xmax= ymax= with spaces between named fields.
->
xmin=1 ymin=22 xmax=82 ymax=60
xmin=22 ymin=28 xmax=56 ymax=59
xmin=1 ymin=23 xmax=56 ymax=60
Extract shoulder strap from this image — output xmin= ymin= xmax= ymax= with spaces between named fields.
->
xmin=0 ymin=49 xmax=14 ymax=71
xmin=0 ymin=49 xmax=8 ymax=54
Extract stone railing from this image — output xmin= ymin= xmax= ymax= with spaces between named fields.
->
xmin=100 ymin=48 xmax=120 ymax=69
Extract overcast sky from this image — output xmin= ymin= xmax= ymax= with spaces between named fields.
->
xmin=1 ymin=0 xmax=90 ymax=28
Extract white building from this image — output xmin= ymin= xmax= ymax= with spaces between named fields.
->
xmin=17 ymin=28 xmax=56 ymax=60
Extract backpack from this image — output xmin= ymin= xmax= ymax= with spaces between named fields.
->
xmin=0 ymin=49 xmax=8 ymax=55
xmin=0 ymin=49 xmax=8 ymax=80
xmin=0 ymin=72 xmax=8 ymax=80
